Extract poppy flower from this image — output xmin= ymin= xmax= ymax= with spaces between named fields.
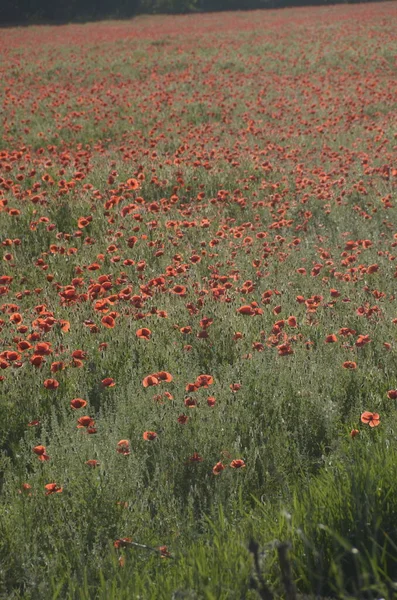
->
xmin=230 ymin=383 xmax=241 ymax=392
xmin=102 ymin=378 xmax=115 ymax=387
xmin=85 ymin=460 xmax=100 ymax=467
xmin=51 ymin=361 xmax=65 ymax=373
xmin=180 ymin=326 xmax=192 ymax=334
xmin=34 ymin=342 xmax=52 ymax=356
xmin=126 ymin=177 xmax=140 ymax=189
xmin=101 ymin=315 xmax=115 ymax=328
xmin=367 ymin=264 xmax=379 ymax=274
xmin=360 ymin=411 xmax=380 ymax=427
xmin=136 ymin=328 xmax=151 ymax=340
xmin=19 ymin=483 xmax=32 ymax=495
xmin=237 ymin=305 xmax=255 ymax=315
xmin=233 ymin=332 xmax=244 ymax=341
xmin=30 ymin=355 xmax=44 ymax=367
xmin=185 ymin=382 xmax=198 ymax=392
xmin=387 ymin=390 xmax=397 ymax=400
xmin=114 ymin=537 xmax=133 ymax=549
xmin=195 ymin=374 xmax=213 ymax=388
xmin=350 ymin=429 xmax=360 ymax=438
xmin=33 ymin=445 xmax=50 ymax=461
xmin=143 ymin=375 xmax=159 ymax=387
xmin=70 ymin=398 xmax=87 ymax=409
xmin=43 ymin=378 xmax=59 ymax=389
xmin=77 ymin=416 xmax=95 ymax=428
xmin=177 ymin=414 xmax=189 ymax=424
xmin=330 ymin=289 xmax=340 ymax=298
xmin=143 ymin=431 xmax=157 ymax=441
xmin=325 ymin=334 xmax=337 ymax=343
xmin=207 ymin=396 xmax=216 ymax=407
xmin=277 ymin=343 xmax=293 ymax=356
xmin=184 ymin=397 xmax=197 ymax=408
xmin=27 ymin=419 xmax=40 ymax=427
xmin=356 ymin=335 xmax=371 ymax=347
xmin=343 ymin=361 xmax=357 ymax=369
xmin=59 ymin=320 xmax=70 ymax=332
xmin=158 ymin=545 xmax=171 ymax=558
xmin=171 ymin=285 xmax=187 ymax=297
xmin=212 ymin=461 xmax=225 ymax=475
xmin=44 ymin=483 xmax=63 ymax=495
xmin=116 ymin=439 xmax=131 ymax=455
xmin=72 ymin=358 xmax=84 ymax=368
xmin=155 ymin=371 xmax=173 ymax=383
xmin=188 ymin=452 xmax=203 ymax=463
xmin=230 ymin=459 xmax=246 ymax=469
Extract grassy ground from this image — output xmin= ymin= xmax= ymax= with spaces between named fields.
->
xmin=0 ymin=2 xmax=397 ymax=598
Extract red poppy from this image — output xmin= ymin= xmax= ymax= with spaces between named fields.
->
xmin=85 ymin=460 xmax=100 ymax=467
xmin=207 ymin=396 xmax=216 ymax=407
xmin=360 ymin=412 xmax=380 ymax=427
xmin=158 ymin=545 xmax=171 ymax=558
xmin=237 ymin=305 xmax=255 ymax=316
xmin=171 ymin=285 xmax=187 ymax=296
xmin=230 ymin=383 xmax=241 ymax=392
xmin=126 ymin=177 xmax=140 ymax=189
xmin=155 ymin=371 xmax=173 ymax=383
xmin=44 ymin=483 xmax=63 ymax=495
xmin=116 ymin=439 xmax=131 ymax=455
xmin=102 ymin=378 xmax=115 ymax=387
xmin=356 ymin=335 xmax=371 ymax=347
xmin=43 ymin=379 xmax=59 ymax=389
xmin=184 ymin=397 xmax=197 ymax=408
xmin=143 ymin=431 xmax=157 ymax=441
xmin=34 ymin=342 xmax=52 ymax=356
xmin=114 ymin=537 xmax=133 ymax=549
xmin=30 ymin=355 xmax=45 ymax=367
xmin=185 ymin=382 xmax=198 ymax=392
xmin=59 ymin=320 xmax=71 ymax=332
xmin=367 ymin=264 xmax=379 ymax=274
xmin=212 ymin=461 xmax=225 ymax=475
xmin=350 ymin=429 xmax=360 ymax=438
xmin=77 ymin=416 xmax=95 ymax=428
xmin=387 ymin=390 xmax=397 ymax=399
xmin=143 ymin=375 xmax=159 ymax=387
xmin=19 ymin=483 xmax=32 ymax=495
xmin=177 ymin=414 xmax=189 ymax=424
xmin=70 ymin=398 xmax=87 ymax=409
xmin=195 ymin=374 xmax=213 ymax=388
xmin=230 ymin=459 xmax=246 ymax=469
xmin=343 ymin=361 xmax=357 ymax=370
xmin=33 ymin=445 xmax=50 ymax=461
xmin=51 ymin=361 xmax=65 ymax=373
xmin=277 ymin=344 xmax=293 ymax=356
xmin=136 ymin=328 xmax=151 ymax=340
xmin=101 ymin=315 xmax=115 ymax=328
xmin=180 ymin=326 xmax=192 ymax=334
xmin=188 ymin=452 xmax=203 ymax=463
xmin=325 ymin=334 xmax=337 ymax=343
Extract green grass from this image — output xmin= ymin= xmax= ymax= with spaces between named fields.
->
xmin=1 ymin=2 xmax=397 ymax=598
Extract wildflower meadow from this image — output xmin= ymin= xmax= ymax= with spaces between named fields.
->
xmin=1 ymin=2 xmax=397 ymax=598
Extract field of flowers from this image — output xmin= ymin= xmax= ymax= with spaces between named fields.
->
xmin=1 ymin=3 xmax=397 ymax=598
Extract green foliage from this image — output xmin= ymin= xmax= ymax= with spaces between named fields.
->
xmin=1 ymin=4 xmax=397 ymax=598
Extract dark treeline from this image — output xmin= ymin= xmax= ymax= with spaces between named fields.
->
xmin=0 ymin=0 xmax=387 ymax=25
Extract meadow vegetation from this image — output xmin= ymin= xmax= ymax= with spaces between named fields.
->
xmin=0 ymin=3 xmax=397 ymax=597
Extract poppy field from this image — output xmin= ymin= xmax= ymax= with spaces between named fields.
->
xmin=1 ymin=3 xmax=397 ymax=598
